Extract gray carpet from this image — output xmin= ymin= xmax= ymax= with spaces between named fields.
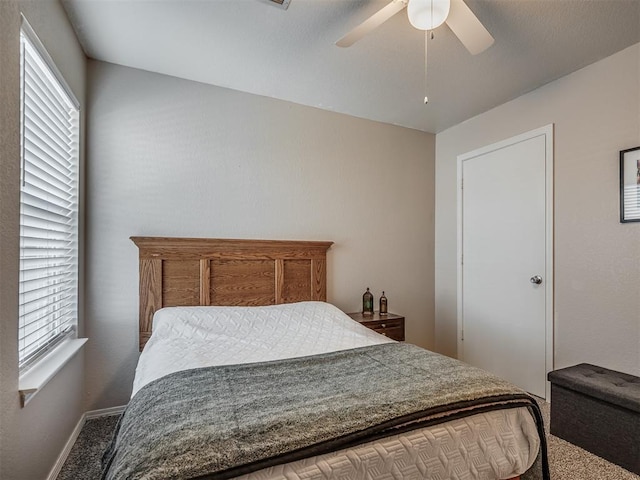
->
xmin=57 ymin=401 xmax=640 ymax=479
xmin=56 ymin=414 xmax=119 ymax=480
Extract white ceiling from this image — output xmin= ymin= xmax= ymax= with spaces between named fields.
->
xmin=61 ymin=0 xmax=640 ymax=133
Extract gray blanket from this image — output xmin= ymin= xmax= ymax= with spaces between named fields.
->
xmin=102 ymin=343 xmax=549 ymax=480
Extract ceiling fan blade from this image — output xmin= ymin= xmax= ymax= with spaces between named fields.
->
xmin=336 ymin=0 xmax=407 ymax=48
xmin=446 ymin=0 xmax=494 ymax=55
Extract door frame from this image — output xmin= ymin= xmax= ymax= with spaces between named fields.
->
xmin=456 ymin=124 xmax=554 ymax=400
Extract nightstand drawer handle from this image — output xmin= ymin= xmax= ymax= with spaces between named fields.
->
xmin=381 ymin=323 xmax=386 ymax=328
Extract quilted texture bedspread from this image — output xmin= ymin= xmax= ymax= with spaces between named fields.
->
xmin=102 ymin=343 xmax=549 ymax=480
xmin=132 ymin=302 xmax=393 ymax=397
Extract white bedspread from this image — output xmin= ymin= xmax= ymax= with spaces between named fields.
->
xmin=133 ymin=301 xmax=392 ymax=397
xmin=131 ymin=301 xmax=540 ymax=480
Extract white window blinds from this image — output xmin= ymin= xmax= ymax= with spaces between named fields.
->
xmin=19 ymin=24 xmax=80 ymax=371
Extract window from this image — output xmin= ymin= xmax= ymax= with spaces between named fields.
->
xmin=18 ymin=22 xmax=80 ymax=373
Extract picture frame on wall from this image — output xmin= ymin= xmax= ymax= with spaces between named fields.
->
xmin=620 ymin=146 xmax=640 ymax=223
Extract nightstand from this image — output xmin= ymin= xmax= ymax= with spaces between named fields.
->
xmin=347 ymin=312 xmax=405 ymax=341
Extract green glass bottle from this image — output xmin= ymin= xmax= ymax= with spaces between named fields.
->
xmin=362 ymin=287 xmax=374 ymax=316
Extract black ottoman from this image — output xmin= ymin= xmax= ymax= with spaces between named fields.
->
xmin=548 ymin=363 xmax=640 ymax=475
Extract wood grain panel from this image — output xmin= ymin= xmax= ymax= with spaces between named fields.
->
xmin=200 ymin=259 xmax=210 ymax=306
xmin=131 ymin=237 xmax=333 ymax=350
xmin=312 ymin=258 xmax=327 ymax=301
xmin=162 ymin=260 xmax=199 ymax=306
xmin=139 ymin=258 xmax=162 ymax=350
xmin=281 ymin=259 xmax=311 ymax=304
xmin=274 ymin=259 xmax=284 ymax=304
xmin=210 ymin=259 xmax=275 ymax=306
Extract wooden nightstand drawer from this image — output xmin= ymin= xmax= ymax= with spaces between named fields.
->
xmin=365 ymin=322 xmax=404 ymax=341
xmin=346 ymin=312 xmax=405 ymax=341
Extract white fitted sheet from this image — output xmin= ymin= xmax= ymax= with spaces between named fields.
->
xmin=132 ymin=301 xmax=539 ymax=480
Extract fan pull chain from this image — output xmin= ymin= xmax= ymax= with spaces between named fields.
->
xmin=424 ymin=31 xmax=429 ymax=104
xmin=424 ymin=0 xmax=435 ymax=104
xmin=424 ymin=30 xmax=435 ymax=105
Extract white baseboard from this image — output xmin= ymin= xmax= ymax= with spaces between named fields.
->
xmin=46 ymin=405 xmax=127 ymax=480
xmin=85 ymin=404 xmax=126 ymax=419
xmin=46 ymin=414 xmax=85 ymax=480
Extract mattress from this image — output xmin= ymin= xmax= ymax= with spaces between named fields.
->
xmin=238 ymin=407 xmax=539 ymax=480
xmin=129 ymin=301 xmax=541 ymax=480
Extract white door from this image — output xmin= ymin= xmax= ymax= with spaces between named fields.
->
xmin=458 ymin=125 xmax=553 ymax=399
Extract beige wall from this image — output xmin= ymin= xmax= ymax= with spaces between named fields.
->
xmin=0 ymin=1 xmax=86 ymax=478
xmin=435 ymin=43 xmax=640 ymax=376
xmin=85 ymin=61 xmax=436 ymax=409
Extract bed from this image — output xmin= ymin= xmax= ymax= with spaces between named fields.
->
xmin=102 ymin=237 xmax=549 ymax=480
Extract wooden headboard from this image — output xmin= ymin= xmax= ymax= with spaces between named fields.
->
xmin=131 ymin=237 xmax=333 ymax=350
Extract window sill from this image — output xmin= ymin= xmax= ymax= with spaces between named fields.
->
xmin=19 ymin=338 xmax=88 ymax=407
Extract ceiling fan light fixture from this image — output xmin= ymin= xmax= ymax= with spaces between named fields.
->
xmin=407 ymin=0 xmax=451 ymax=30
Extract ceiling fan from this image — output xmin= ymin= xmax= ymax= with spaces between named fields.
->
xmin=336 ymin=0 xmax=494 ymax=55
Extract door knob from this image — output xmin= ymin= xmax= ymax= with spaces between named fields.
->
xmin=530 ymin=275 xmax=543 ymax=285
